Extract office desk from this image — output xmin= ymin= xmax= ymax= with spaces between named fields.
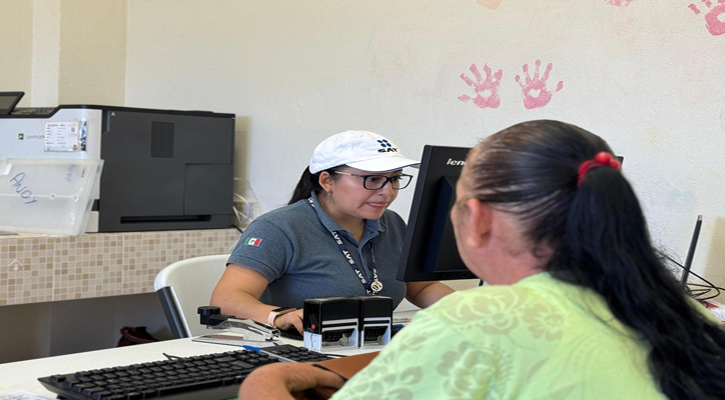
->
xmin=0 ymin=309 xmax=417 ymax=397
xmin=0 ymin=336 xmax=373 ymax=397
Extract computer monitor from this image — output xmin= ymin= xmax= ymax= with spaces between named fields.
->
xmin=396 ymin=147 xmax=625 ymax=282
xmin=396 ymin=145 xmax=476 ymax=282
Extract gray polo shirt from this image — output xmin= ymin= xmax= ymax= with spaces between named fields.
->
xmin=227 ymin=193 xmax=407 ymax=309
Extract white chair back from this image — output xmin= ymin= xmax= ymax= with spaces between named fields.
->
xmin=154 ymin=254 xmax=228 ymax=338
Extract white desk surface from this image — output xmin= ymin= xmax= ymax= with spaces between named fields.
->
xmin=0 ymin=310 xmax=417 ymax=397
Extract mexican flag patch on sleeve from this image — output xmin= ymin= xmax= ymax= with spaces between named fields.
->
xmin=245 ymin=238 xmax=262 ymax=246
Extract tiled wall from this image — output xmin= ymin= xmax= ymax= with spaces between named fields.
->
xmin=0 ymin=229 xmax=240 ymax=305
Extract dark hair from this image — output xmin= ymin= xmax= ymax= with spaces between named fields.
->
xmin=288 ymin=166 xmax=341 ymax=205
xmin=462 ymin=120 xmax=725 ymax=399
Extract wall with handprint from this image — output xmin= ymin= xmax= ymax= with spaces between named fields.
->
xmin=458 ymin=60 xmax=564 ymax=110
xmin=2 ymin=0 xmax=724 ymax=298
xmin=689 ymin=0 xmax=725 ymax=36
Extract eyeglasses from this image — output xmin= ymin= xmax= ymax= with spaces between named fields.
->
xmin=333 ymin=171 xmax=413 ymax=190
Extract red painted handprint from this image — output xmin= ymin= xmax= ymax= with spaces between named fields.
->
xmin=458 ymin=63 xmax=503 ymax=109
xmin=515 ymin=60 xmax=564 ymax=110
xmin=689 ymin=0 xmax=725 ymax=36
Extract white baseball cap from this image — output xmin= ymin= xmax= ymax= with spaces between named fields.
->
xmin=309 ymin=130 xmax=420 ymax=174
xmin=310 ymin=131 xmax=420 ymax=174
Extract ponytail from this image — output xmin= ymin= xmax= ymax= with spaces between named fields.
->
xmin=288 ymin=166 xmax=340 ymax=205
xmin=288 ymin=167 xmax=321 ymax=205
xmin=554 ymin=167 xmax=725 ymax=399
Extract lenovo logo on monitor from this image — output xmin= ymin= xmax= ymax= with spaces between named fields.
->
xmin=446 ymin=158 xmax=465 ymax=166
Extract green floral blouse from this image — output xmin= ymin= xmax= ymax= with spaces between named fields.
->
xmin=332 ymin=272 xmax=670 ymax=399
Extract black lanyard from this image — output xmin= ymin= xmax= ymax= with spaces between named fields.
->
xmin=308 ymin=196 xmax=383 ymax=295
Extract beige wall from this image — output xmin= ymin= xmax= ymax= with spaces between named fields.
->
xmin=0 ymin=0 xmax=33 ymax=107
xmin=30 ymin=0 xmax=60 ymax=106
xmin=59 ymin=0 xmax=127 ymax=105
xmin=0 ymin=0 xmax=126 ymax=106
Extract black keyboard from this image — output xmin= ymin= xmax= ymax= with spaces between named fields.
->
xmin=256 ymin=344 xmax=332 ymax=362
xmin=38 ymin=344 xmax=334 ymax=400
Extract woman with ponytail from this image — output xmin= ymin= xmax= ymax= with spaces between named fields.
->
xmin=212 ymin=130 xmax=454 ymax=335
xmin=240 ymin=120 xmax=725 ymax=399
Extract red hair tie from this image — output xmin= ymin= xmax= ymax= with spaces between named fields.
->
xmin=577 ymin=152 xmax=621 ymax=187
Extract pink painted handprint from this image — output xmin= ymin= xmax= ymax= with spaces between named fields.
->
xmin=515 ymin=60 xmax=564 ymax=110
xmin=605 ymin=0 xmax=633 ymax=6
xmin=689 ymin=0 xmax=725 ymax=36
xmin=476 ymin=0 xmax=503 ymax=10
xmin=458 ymin=63 xmax=503 ymax=109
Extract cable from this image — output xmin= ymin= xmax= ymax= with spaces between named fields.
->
xmin=232 ymin=205 xmax=245 ymax=228
xmin=162 ymin=352 xmax=184 ymax=361
xmin=663 ymin=254 xmax=725 ymax=301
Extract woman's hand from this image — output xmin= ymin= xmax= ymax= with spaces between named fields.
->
xmin=239 ymin=362 xmax=345 ymax=399
xmin=275 ymin=309 xmax=305 ymax=334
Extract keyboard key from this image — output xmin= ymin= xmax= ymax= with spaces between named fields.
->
xmin=157 ymin=379 xmax=222 ymax=396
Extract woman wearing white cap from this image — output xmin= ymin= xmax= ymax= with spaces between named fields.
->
xmin=211 ymin=131 xmax=454 ymax=334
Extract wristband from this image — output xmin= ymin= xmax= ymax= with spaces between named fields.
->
xmin=267 ymin=307 xmax=296 ymax=328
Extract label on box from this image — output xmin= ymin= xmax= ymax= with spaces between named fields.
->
xmin=44 ymin=121 xmax=84 ymax=152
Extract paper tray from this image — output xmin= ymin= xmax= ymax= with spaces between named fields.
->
xmin=0 ymin=158 xmax=103 ymax=235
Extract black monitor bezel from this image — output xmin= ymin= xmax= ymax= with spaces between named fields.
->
xmin=396 ymin=145 xmax=476 ymax=282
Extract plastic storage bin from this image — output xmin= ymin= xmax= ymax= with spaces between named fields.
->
xmin=0 ymin=158 xmax=103 ymax=235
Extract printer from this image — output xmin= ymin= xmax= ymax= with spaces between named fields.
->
xmin=0 ymin=92 xmax=235 ymax=233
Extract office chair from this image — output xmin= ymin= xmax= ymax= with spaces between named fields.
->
xmin=154 ymin=254 xmax=229 ymax=338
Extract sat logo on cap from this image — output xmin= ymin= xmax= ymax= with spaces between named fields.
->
xmin=377 ymin=139 xmax=398 ymax=153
